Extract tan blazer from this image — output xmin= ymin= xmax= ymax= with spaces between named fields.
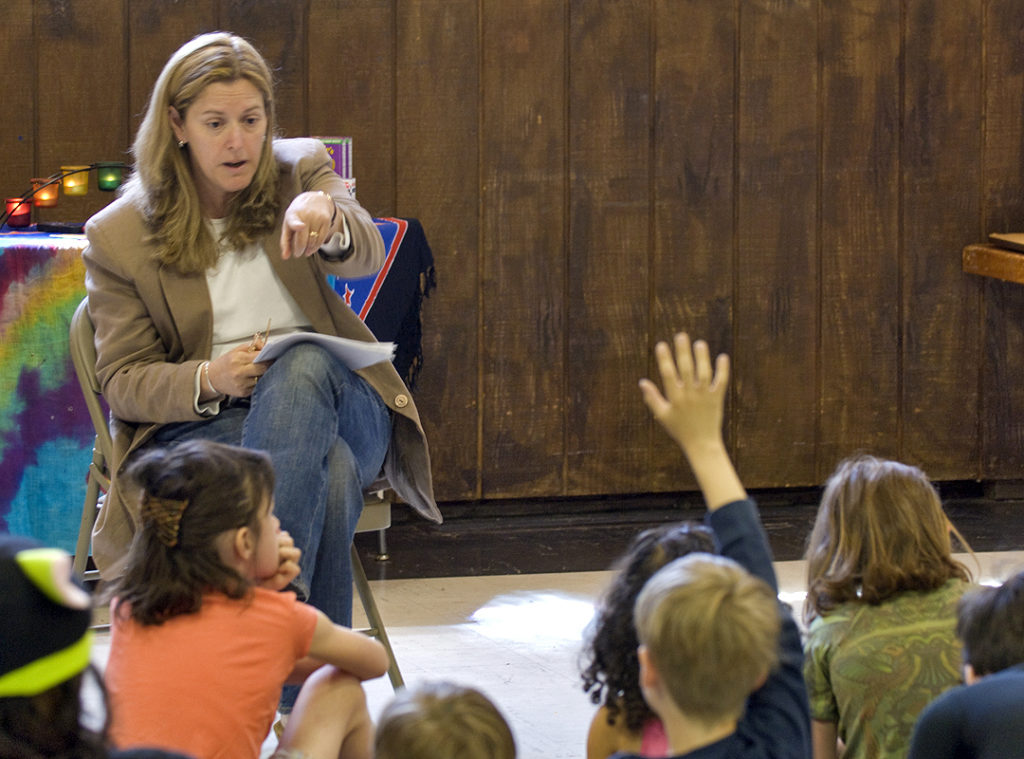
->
xmin=83 ymin=138 xmax=439 ymax=577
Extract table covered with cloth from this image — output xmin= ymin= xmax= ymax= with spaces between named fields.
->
xmin=0 ymin=217 xmax=434 ymax=551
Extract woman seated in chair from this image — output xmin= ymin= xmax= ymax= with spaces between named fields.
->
xmin=82 ymin=31 xmax=439 ymax=713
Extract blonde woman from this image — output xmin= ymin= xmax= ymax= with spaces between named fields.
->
xmin=83 ymin=31 xmax=438 ymax=714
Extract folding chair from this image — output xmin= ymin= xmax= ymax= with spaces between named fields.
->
xmin=68 ymin=296 xmax=404 ymax=688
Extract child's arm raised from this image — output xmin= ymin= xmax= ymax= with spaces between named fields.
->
xmin=288 ymin=611 xmax=389 ymax=684
xmin=640 ymin=333 xmax=811 ymax=759
xmin=639 ymin=333 xmax=746 ymax=511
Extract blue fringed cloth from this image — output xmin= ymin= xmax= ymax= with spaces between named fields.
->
xmin=331 ymin=217 xmax=436 ymax=389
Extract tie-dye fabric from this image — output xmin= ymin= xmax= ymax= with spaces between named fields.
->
xmin=0 ymin=232 xmax=92 ymax=550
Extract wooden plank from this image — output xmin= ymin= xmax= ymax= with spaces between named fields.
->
xmin=963 ymin=244 xmax=1024 ymax=285
xmin=980 ymin=278 xmax=1024 ymax=475
xmin=479 ymin=0 xmax=566 ymax=498
xmin=733 ymin=0 xmax=819 ymax=487
xmin=309 ymin=0 xmax=396 ymax=217
xmin=648 ymin=0 xmax=736 ymax=490
xmin=126 ymin=2 xmax=216 ymax=138
xmin=223 ymin=0 xmax=307 ymax=138
xmin=979 ymin=0 xmax=1024 ymax=477
xmin=34 ymin=0 xmax=128 ymax=227
xmin=0 ymin=0 xmax=35 ymax=209
xmin=901 ymin=0 xmax=982 ymax=478
xmin=566 ymin=0 xmax=651 ymax=495
xmin=395 ymin=0 xmax=481 ymax=500
xmin=818 ymin=0 xmax=901 ymax=475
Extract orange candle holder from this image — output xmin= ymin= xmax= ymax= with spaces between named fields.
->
xmin=31 ymin=178 xmax=59 ymax=207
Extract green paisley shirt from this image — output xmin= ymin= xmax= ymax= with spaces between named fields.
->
xmin=803 ymin=578 xmax=972 ymax=759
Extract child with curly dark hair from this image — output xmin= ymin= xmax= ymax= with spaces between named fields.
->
xmin=580 ymin=521 xmax=716 ymax=758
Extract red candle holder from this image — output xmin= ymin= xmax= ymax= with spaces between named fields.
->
xmin=5 ymin=197 xmax=31 ymax=227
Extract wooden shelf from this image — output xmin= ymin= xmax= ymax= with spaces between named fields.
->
xmin=963 ymin=243 xmax=1024 ymax=285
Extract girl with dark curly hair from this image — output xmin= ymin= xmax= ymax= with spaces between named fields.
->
xmin=580 ymin=520 xmax=716 ymax=759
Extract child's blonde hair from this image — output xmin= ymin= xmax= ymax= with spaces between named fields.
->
xmin=634 ymin=553 xmax=780 ymax=726
xmin=804 ymin=454 xmax=971 ymax=623
xmin=374 ymin=681 xmax=516 ymax=759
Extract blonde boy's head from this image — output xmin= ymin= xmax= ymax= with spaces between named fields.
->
xmin=374 ymin=681 xmax=516 ymax=759
xmin=635 ymin=554 xmax=781 ymax=726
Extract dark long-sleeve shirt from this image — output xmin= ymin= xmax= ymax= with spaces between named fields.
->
xmin=611 ymin=498 xmax=811 ymax=759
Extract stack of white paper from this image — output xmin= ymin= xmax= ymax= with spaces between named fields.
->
xmin=255 ymin=332 xmax=395 ymax=370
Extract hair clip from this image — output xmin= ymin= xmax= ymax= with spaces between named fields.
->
xmin=140 ymin=494 xmax=189 ymax=547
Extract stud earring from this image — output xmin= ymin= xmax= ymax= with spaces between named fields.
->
xmin=178 ymin=139 xmax=186 ymax=148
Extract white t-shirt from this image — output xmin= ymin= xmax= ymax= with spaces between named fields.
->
xmin=205 ymin=218 xmax=312 ymax=358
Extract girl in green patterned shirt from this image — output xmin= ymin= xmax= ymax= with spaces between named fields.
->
xmin=802 ymin=455 xmax=975 ymax=759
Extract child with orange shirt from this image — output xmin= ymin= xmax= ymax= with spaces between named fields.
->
xmin=103 ymin=439 xmax=387 ymax=759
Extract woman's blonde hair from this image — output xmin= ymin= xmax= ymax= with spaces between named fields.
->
xmin=803 ymin=454 xmax=972 ymax=623
xmin=123 ymin=32 xmax=280 ymax=274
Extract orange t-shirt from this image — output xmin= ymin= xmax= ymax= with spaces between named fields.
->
xmin=106 ymin=588 xmax=318 ymax=759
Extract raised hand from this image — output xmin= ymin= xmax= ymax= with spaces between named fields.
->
xmin=639 ymin=333 xmax=745 ymax=511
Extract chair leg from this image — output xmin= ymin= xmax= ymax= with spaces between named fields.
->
xmin=375 ymin=528 xmax=389 ymax=561
xmin=73 ymin=463 xmax=102 ymax=580
xmin=350 ymin=543 xmax=403 ymax=690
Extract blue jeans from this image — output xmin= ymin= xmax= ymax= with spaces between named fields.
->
xmin=151 ymin=342 xmax=391 ymax=627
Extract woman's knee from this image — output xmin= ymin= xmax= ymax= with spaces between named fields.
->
xmin=268 ymin=342 xmax=336 ymax=380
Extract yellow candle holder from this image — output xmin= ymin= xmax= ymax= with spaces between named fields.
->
xmin=61 ymin=165 xmax=91 ymax=196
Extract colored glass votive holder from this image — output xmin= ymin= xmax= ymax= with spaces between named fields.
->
xmin=61 ymin=165 xmax=91 ymax=196
xmin=96 ymin=162 xmax=124 ymax=191
xmin=5 ymin=197 xmax=32 ymax=227
xmin=31 ymin=178 xmax=59 ymax=207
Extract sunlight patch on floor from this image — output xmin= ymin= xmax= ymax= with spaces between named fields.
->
xmin=469 ymin=591 xmax=598 ymax=643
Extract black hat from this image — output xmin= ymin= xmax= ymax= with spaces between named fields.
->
xmin=0 ymin=534 xmax=93 ymax=697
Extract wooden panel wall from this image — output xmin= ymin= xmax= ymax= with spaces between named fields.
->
xmin=3 ymin=1 xmax=1024 ymax=505
xmin=981 ymin=0 xmax=1024 ymax=477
